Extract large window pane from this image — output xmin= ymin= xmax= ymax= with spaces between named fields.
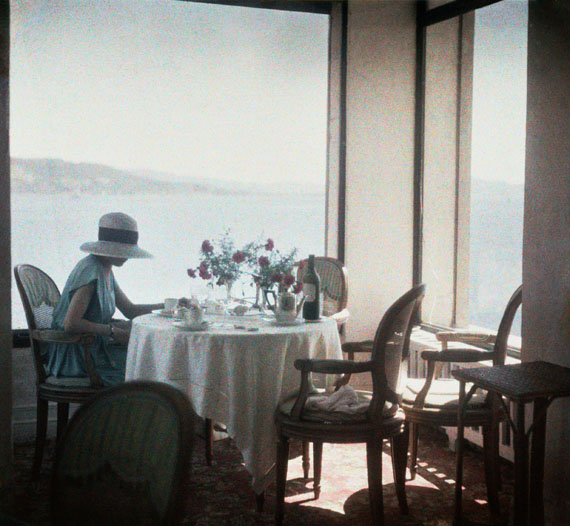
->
xmin=11 ymin=1 xmax=329 ymax=328
xmin=469 ymin=0 xmax=527 ymax=335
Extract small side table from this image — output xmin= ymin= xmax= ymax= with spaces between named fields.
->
xmin=452 ymin=361 xmax=570 ymax=526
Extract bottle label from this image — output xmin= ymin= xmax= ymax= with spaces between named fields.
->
xmin=303 ymin=283 xmax=317 ymax=301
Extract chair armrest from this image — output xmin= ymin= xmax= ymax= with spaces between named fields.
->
xmin=331 ymin=308 xmax=350 ymax=326
xmin=436 ymin=330 xmax=496 ymax=345
xmin=294 ymin=358 xmax=372 ymax=375
xmin=342 ymin=340 xmax=374 ymax=354
xmin=31 ymin=330 xmax=103 ymax=388
xmin=32 ymin=329 xmax=95 ymax=345
xmin=290 ymin=359 xmax=371 ymax=419
xmin=421 ymin=348 xmax=495 ymax=363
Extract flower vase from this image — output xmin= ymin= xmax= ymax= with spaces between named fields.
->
xmin=225 ymin=282 xmax=233 ymax=301
xmin=254 ymin=283 xmax=261 ymax=309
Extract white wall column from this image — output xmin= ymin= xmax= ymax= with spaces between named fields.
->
xmin=523 ymin=0 xmax=570 ymax=521
xmin=340 ymin=0 xmax=416 ymax=340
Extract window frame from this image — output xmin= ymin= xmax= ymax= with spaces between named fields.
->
xmin=413 ymin=0 xmax=522 ymax=356
xmin=11 ymin=0 xmax=340 ymax=345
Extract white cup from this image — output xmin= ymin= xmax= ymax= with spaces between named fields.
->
xmin=183 ymin=306 xmax=203 ymax=327
xmin=164 ymin=298 xmax=178 ymax=314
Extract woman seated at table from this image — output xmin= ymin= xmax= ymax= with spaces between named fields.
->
xmin=46 ymin=212 xmax=164 ymax=386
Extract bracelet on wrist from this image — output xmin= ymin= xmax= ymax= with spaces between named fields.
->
xmin=108 ymin=324 xmax=115 ymax=341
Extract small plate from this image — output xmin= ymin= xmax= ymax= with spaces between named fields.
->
xmin=155 ymin=309 xmax=177 ymax=318
xmin=173 ymin=320 xmax=211 ymax=331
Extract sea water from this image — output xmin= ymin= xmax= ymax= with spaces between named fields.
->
xmin=11 ymin=191 xmax=325 ymax=328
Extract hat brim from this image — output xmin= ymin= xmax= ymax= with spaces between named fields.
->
xmin=80 ymin=241 xmax=153 ymax=259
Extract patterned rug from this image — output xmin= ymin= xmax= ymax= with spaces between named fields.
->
xmin=2 ymin=426 xmax=513 ymax=525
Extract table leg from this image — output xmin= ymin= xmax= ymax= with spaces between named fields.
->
xmin=513 ymin=401 xmax=529 ymax=526
xmin=454 ymin=380 xmax=467 ymax=526
xmin=529 ymin=397 xmax=548 ymax=526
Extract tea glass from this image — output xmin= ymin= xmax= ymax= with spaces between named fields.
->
xmin=164 ymin=298 xmax=178 ymax=314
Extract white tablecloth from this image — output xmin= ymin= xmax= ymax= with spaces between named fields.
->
xmin=125 ymin=313 xmax=343 ymax=492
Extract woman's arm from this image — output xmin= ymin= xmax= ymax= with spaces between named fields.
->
xmin=63 ymin=283 xmax=114 ymax=338
xmin=114 ymin=285 xmax=164 ymax=320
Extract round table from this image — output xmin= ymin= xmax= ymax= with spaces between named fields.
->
xmin=125 ymin=312 xmax=343 ymax=492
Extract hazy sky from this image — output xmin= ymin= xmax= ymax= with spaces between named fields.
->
xmin=471 ymin=0 xmax=528 ymax=184
xmin=11 ymin=0 xmax=528 ymax=186
xmin=10 ymin=0 xmax=329 ymax=185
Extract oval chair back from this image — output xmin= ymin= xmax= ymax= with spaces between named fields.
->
xmin=51 ymin=380 xmax=194 ymax=526
xmin=369 ymin=284 xmax=426 ymax=422
xmin=14 ymin=264 xmax=62 ymax=383
xmin=296 ymin=256 xmax=348 ymax=317
xmin=492 ymin=285 xmax=523 ymax=366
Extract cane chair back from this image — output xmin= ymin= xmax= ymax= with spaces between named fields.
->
xmin=14 ymin=264 xmax=61 ymax=382
xmin=368 ymin=284 xmax=424 ymax=421
xmin=490 ymin=285 xmax=522 ymax=366
xmin=296 ymin=256 xmax=348 ymax=317
xmin=52 ymin=381 xmax=194 ymax=526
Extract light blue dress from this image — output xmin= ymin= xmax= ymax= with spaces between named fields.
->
xmin=45 ymin=255 xmax=127 ymax=386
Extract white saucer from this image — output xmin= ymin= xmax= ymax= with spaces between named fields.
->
xmin=264 ymin=317 xmax=304 ymax=327
xmin=173 ymin=320 xmax=211 ymax=331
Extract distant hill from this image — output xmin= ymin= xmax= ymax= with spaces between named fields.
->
xmin=11 ymin=158 xmax=240 ymax=195
xmin=10 ymin=158 xmax=323 ymax=196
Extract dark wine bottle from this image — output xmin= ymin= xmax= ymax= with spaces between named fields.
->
xmin=302 ymin=254 xmax=320 ymax=320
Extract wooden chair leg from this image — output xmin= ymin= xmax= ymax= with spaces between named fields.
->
xmin=275 ymin=435 xmax=290 ymax=526
xmin=409 ymin=422 xmax=419 ymax=480
xmin=56 ymin=403 xmax=69 ymax=445
xmin=205 ymin=418 xmax=214 ymax=466
xmin=32 ymin=398 xmax=48 ymax=479
xmin=366 ymin=439 xmax=384 ymax=525
xmin=482 ymin=423 xmax=501 ymax=518
xmin=313 ymin=441 xmax=323 ymax=499
xmin=391 ymin=427 xmax=409 ymax=514
xmin=255 ymin=491 xmax=265 ymax=512
xmin=302 ymin=439 xmax=310 ymax=479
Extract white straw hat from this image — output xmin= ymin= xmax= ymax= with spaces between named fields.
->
xmin=80 ymin=212 xmax=152 ymax=259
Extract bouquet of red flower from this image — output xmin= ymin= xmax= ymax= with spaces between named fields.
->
xmin=187 ymin=231 xmax=257 ymax=293
xmin=252 ymin=238 xmax=302 ymax=294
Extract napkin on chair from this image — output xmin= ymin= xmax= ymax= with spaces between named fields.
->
xmin=305 ymin=385 xmax=369 ymax=414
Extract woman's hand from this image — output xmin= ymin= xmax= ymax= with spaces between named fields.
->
xmin=112 ymin=326 xmax=130 ymax=346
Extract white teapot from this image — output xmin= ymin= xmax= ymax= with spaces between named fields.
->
xmin=275 ymin=291 xmax=303 ymax=323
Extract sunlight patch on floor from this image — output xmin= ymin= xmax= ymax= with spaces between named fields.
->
xmin=281 ymin=440 xmax=453 ymax=515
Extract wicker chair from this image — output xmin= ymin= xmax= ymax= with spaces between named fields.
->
xmin=14 ymin=264 xmax=105 ymax=477
xmin=401 ymin=285 xmax=522 ymax=519
xmin=275 ymin=284 xmax=425 ymax=526
xmin=51 ymin=380 xmax=194 ymax=526
xmin=296 ymin=256 xmax=349 ymax=335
